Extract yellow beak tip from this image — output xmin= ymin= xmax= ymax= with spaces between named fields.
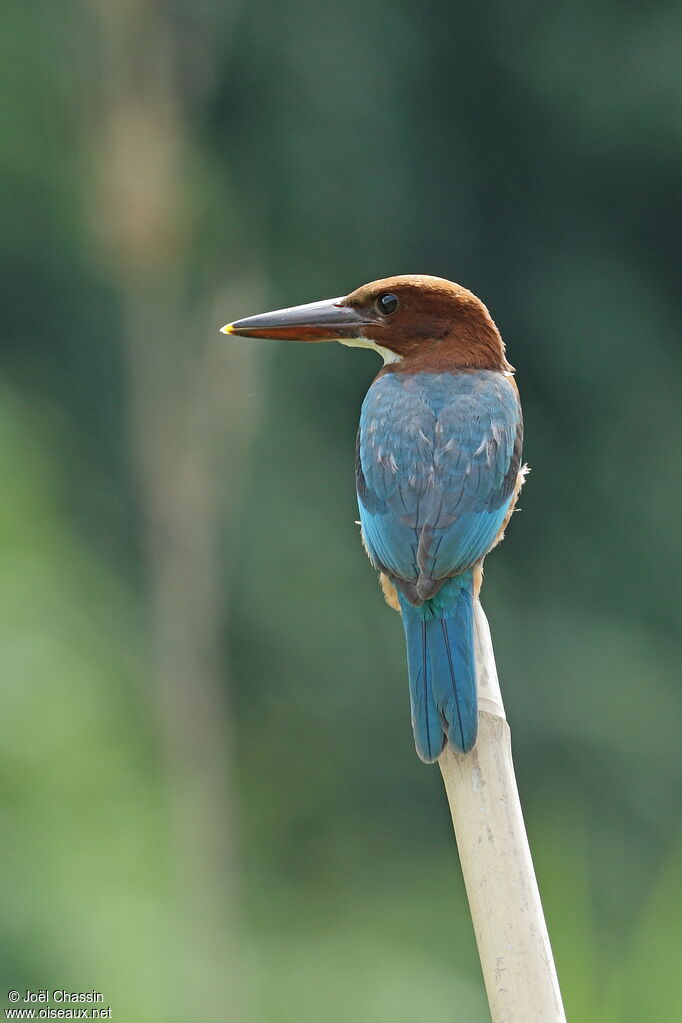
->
xmin=220 ymin=323 xmax=234 ymax=335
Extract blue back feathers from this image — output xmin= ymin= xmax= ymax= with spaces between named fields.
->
xmin=356 ymin=369 xmax=522 ymax=759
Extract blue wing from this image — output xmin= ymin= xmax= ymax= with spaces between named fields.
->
xmin=356 ymin=369 xmax=522 ymax=603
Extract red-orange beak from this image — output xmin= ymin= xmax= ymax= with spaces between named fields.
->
xmin=221 ymin=296 xmax=378 ymax=341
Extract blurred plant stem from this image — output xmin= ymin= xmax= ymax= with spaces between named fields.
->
xmin=82 ymin=1 xmax=253 ymax=1018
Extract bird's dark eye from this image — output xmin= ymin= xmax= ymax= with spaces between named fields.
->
xmin=377 ymin=293 xmax=399 ymax=316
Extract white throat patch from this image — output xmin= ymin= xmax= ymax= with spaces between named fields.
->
xmin=338 ymin=337 xmax=402 ymax=365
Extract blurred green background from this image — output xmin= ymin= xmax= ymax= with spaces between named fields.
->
xmin=1 ymin=1 xmax=680 ymax=1020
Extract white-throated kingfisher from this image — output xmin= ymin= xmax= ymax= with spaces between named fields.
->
xmin=222 ymin=276 xmax=524 ymax=762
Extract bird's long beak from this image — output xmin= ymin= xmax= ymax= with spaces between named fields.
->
xmin=221 ymin=297 xmax=376 ymax=342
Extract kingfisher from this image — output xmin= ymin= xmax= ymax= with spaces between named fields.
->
xmin=222 ymin=276 xmax=524 ymax=762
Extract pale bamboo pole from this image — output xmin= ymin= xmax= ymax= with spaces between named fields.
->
xmin=439 ymin=601 xmax=567 ymax=1023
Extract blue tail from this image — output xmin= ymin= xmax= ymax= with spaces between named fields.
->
xmin=399 ymin=572 xmax=477 ymax=762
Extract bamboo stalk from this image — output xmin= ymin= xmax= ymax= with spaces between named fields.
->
xmin=439 ymin=601 xmax=567 ymax=1023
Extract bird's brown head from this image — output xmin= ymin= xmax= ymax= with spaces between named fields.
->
xmin=223 ymin=274 xmax=511 ymax=372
